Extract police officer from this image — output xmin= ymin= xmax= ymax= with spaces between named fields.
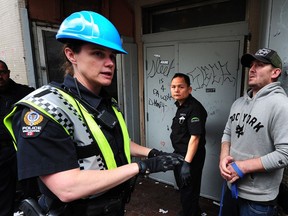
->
xmin=170 ymin=73 xmax=207 ymax=216
xmin=4 ymin=11 xmax=182 ymax=216
xmin=0 ymin=60 xmax=34 ymax=216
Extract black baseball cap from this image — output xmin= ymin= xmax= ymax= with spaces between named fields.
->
xmin=241 ymin=48 xmax=282 ymax=69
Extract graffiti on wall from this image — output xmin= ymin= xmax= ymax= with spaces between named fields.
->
xmin=147 ymin=56 xmax=236 ymax=113
xmin=187 ymin=60 xmax=236 ymax=91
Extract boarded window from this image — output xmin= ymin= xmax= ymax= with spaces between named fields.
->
xmin=142 ymin=0 xmax=246 ymax=34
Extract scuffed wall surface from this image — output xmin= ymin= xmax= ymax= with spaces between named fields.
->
xmin=0 ymin=0 xmax=29 ymax=85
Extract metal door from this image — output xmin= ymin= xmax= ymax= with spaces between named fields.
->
xmin=145 ymin=44 xmax=178 ymax=185
xmin=144 ymin=40 xmax=243 ymax=200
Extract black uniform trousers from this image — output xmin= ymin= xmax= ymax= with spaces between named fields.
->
xmin=63 ymin=199 xmax=125 ymax=216
xmin=0 ymin=145 xmax=17 ymax=216
xmin=38 ymin=188 xmax=127 ymax=216
xmin=174 ymin=147 xmax=206 ymax=216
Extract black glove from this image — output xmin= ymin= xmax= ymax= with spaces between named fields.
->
xmin=180 ymin=161 xmax=192 ymax=187
xmin=148 ymin=148 xmax=168 ymax=158
xmin=138 ymin=154 xmax=183 ymax=174
xmin=148 ymin=148 xmax=161 ymax=158
xmin=148 ymin=148 xmax=180 ymax=160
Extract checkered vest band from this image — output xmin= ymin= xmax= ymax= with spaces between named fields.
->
xmin=4 ymin=85 xmax=131 ymax=170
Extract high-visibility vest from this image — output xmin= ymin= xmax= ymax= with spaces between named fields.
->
xmin=4 ymin=85 xmax=131 ymax=170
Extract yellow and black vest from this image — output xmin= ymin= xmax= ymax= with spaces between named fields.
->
xmin=4 ymin=85 xmax=131 ymax=170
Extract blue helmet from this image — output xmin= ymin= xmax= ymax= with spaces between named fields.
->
xmin=56 ymin=11 xmax=127 ymax=54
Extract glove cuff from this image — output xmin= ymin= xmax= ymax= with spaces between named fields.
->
xmin=183 ymin=161 xmax=191 ymax=167
xmin=137 ymin=161 xmax=147 ymax=174
xmin=148 ymin=148 xmax=160 ymax=158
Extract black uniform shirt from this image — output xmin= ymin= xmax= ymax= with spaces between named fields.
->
xmin=13 ymin=75 xmax=126 ymax=184
xmin=170 ymin=94 xmax=207 ymax=154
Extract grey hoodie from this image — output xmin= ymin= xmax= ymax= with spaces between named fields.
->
xmin=222 ymin=81 xmax=288 ymax=201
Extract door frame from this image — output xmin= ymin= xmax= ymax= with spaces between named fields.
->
xmin=31 ymin=22 xmax=59 ymax=87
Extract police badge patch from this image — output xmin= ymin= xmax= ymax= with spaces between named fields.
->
xmin=21 ymin=109 xmax=48 ymax=138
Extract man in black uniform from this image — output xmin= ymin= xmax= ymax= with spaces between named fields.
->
xmin=170 ymin=73 xmax=207 ymax=216
xmin=4 ymin=11 xmax=183 ymax=216
xmin=0 ymin=60 xmax=34 ymax=216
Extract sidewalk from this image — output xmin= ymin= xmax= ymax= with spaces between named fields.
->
xmin=125 ymin=176 xmax=219 ymax=216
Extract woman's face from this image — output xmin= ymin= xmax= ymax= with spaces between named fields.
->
xmin=170 ymin=76 xmax=192 ymax=105
xmin=65 ymin=43 xmax=116 ymax=95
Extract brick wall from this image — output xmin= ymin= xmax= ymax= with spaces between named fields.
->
xmin=0 ymin=0 xmax=30 ymax=85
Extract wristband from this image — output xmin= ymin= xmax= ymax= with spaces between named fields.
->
xmin=137 ymin=161 xmax=147 ymax=174
xmin=231 ymin=162 xmax=244 ymax=178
